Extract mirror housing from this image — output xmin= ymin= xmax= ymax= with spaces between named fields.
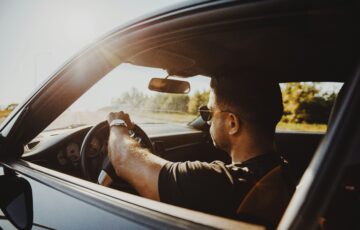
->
xmin=148 ymin=78 xmax=190 ymax=94
xmin=0 ymin=174 xmax=33 ymax=230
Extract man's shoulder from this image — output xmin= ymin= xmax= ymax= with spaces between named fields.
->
xmin=232 ymin=153 xmax=285 ymax=181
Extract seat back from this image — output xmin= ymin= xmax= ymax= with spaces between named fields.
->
xmin=236 ymin=165 xmax=293 ymax=227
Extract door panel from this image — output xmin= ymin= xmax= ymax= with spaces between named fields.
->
xmin=0 ymin=166 xmax=152 ymax=230
xmin=28 ymin=176 xmax=148 ymax=230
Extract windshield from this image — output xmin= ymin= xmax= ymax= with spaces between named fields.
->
xmin=46 ymin=64 xmax=211 ymax=130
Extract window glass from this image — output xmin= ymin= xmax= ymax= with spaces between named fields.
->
xmin=277 ymin=82 xmax=343 ymax=133
xmin=46 ymin=64 xmax=210 ymax=131
xmin=45 ymin=79 xmax=342 ymax=132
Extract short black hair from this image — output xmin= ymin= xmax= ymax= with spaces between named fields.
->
xmin=210 ymin=74 xmax=283 ymax=134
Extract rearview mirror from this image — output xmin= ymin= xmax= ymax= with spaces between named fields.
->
xmin=148 ymin=78 xmax=190 ymax=94
xmin=0 ymin=174 xmax=33 ymax=230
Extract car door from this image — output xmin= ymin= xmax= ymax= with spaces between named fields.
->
xmin=1 ymin=164 xmax=150 ymax=230
xmin=0 ymin=161 xmax=262 ymax=230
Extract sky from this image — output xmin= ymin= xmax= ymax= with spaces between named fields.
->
xmin=0 ymin=0 xmax=188 ymax=108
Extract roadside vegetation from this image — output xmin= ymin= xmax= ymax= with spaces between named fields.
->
xmin=0 ymin=103 xmax=18 ymax=124
xmin=276 ymin=122 xmax=327 ymax=132
xmin=1 ymin=83 xmax=338 ymax=133
xmin=111 ymin=83 xmax=337 ymax=132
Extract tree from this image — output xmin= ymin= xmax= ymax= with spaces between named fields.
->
xmin=163 ymin=94 xmax=190 ymax=112
xmin=111 ymin=88 xmax=210 ymax=115
xmin=282 ymin=83 xmax=337 ymax=124
xmin=145 ymin=94 xmax=189 ymax=113
xmin=112 ymin=88 xmax=148 ymax=108
xmin=188 ymin=90 xmax=210 ymax=114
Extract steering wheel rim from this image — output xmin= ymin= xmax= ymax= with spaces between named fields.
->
xmin=80 ymin=120 xmax=154 ymax=183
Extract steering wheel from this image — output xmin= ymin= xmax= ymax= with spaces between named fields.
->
xmin=80 ymin=120 xmax=154 ymax=190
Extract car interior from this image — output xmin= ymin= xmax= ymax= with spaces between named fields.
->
xmin=17 ymin=2 xmax=359 ymax=228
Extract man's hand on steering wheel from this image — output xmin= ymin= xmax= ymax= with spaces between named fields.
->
xmin=107 ymin=111 xmax=135 ymax=130
xmin=81 ymin=110 xmax=167 ymax=199
xmin=105 ymin=111 xmax=168 ymax=200
xmin=80 ymin=110 xmax=159 ymax=194
xmin=107 ymin=111 xmax=136 ymax=176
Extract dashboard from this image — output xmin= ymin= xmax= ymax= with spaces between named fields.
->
xmin=22 ymin=123 xmax=208 ymax=179
xmin=23 ymin=126 xmax=91 ymax=177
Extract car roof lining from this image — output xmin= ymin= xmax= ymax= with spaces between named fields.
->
xmin=127 ymin=8 xmax=358 ymax=82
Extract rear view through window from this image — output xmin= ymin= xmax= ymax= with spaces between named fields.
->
xmin=277 ymin=82 xmax=342 ymax=133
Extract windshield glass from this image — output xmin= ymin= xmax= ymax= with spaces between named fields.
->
xmin=46 ymin=64 xmax=211 ymax=130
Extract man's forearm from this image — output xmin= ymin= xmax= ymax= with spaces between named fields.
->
xmin=108 ymin=127 xmax=168 ymax=200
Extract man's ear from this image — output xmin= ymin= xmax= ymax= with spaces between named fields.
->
xmin=228 ymin=113 xmax=240 ymax=135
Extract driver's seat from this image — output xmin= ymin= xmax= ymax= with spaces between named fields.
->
xmin=236 ymin=165 xmax=294 ymax=227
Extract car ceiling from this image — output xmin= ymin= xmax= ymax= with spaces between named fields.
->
xmin=127 ymin=7 xmax=359 ymax=83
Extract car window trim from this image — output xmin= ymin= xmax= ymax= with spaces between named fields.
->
xmin=0 ymin=159 xmax=263 ymax=230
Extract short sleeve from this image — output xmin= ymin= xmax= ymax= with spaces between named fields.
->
xmin=158 ymin=161 xmax=250 ymax=217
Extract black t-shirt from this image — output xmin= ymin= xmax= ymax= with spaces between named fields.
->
xmin=158 ymin=153 xmax=286 ymax=219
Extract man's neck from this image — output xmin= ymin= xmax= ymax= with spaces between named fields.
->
xmin=230 ymin=137 xmax=275 ymax=164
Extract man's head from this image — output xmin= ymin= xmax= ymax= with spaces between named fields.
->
xmin=207 ymin=74 xmax=283 ymax=154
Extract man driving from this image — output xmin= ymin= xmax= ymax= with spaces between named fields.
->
xmin=106 ymin=74 xmax=291 ymax=222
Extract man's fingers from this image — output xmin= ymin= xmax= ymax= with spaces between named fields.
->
xmin=107 ymin=111 xmax=134 ymax=129
xmin=123 ymin=113 xmax=134 ymax=129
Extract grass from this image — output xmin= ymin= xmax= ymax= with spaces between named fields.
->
xmin=276 ymin=122 xmax=327 ymax=133
xmin=1 ymin=110 xmax=328 ymax=133
xmin=132 ymin=111 xmax=328 ymax=133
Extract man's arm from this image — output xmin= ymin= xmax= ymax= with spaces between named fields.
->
xmin=107 ymin=111 xmax=168 ymax=201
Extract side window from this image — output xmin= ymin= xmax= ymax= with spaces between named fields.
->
xmin=277 ymin=82 xmax=343 ymax=133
